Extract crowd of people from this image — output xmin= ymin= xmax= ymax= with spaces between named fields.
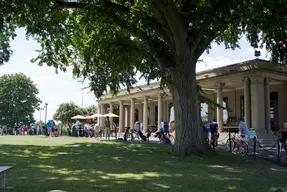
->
xmin=0 ymin=124 xmax=43 ymax=136
xmin=69 ymin=118 xmax=118 ymax=138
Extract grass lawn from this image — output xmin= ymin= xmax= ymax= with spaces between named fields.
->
xmin=0 ymin=136 xmax=286 ymax=192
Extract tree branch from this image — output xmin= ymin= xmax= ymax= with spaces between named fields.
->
xmin=102 ymin=1 xmax=174 ymax=51
xmin=54 ymin=0 xmax=172 ymax=51
xmin=151 ymin=0 xmax=189 ymax=56
xmin=190 ymin=16 xmax=211 ymax=54
xmin=54 ymin=0 xmax=83 ymax=9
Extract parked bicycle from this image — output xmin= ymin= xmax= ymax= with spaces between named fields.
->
xmin=274 ymin=132 xmax=287 ymax=161
xmin=226 ymin=133 xmax=248 ymax=156
xmin=124 ymin=127 xmax=151 ymax=142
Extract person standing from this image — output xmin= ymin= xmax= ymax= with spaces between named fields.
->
xmin=277 ymin=122 xmax=287 ymax=159
xmin=46 ymin=120 xmax=52 ymax=137
xmin=209 ymin=119 xmax=218 ymax=147
xmin=104 ymin=117 xmax=111 ymax=140
xmin=238 ymin=118 xmax=249 ymax=140
xmin=202 ymin=124 xmax=209 ymax=142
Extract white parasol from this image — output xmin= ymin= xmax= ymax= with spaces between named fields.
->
xmin=102 ymin=112 xmax=119 ymax=117
xmin=91 ymin=113 xmax=104 ymax=118
xmin=71 ymin=115 xmax=85 ymax=119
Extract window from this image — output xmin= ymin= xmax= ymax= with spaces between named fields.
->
xmin=223 ymin=97 xmax=228 ymax=124
xmin=201 ymin=103 xmax=208 ymax=123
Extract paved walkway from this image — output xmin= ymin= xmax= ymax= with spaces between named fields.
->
xmin=99 ymin=132 xmax=287 ymax=165
xmin=217 ymin=132 xmax=287 ymax=165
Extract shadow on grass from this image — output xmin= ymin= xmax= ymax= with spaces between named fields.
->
xmin=0 ymin=139 xmax=286 ymax=192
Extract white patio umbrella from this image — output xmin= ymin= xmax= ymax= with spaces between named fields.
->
xmin=91 ymin=113 xmax=104 ymax=118
xmin=103 ymin=112 xmax=119 ymax=117
xmin=83 ymin=115 xmax=94 ymax=120
xmin=71 ymin=115 xmax=85 ymax=120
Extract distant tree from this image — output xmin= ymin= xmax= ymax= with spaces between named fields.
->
xmin=53 ymin=102 xmax=86 ymax=126
xmin=85 ymin=105 xmax=98 ymax=115
xmin=0 ymin=73 xmax=41 ymax=128
xmin=35 ymin=120 xmax=45 ymax=126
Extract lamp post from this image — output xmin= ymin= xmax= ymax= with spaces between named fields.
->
xmin=44 ymin=102 xmax=48 ymax=123
xmin=39 ymin=107 xmax=44 ymax=122
xmin=81 ymin=88 xmax=84 ymax=108
xmin=81 ymin=87 xmax=89 ymax=108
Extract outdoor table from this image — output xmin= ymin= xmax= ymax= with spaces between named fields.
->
xmin=0 ymin=166 xmax=12 ymax=189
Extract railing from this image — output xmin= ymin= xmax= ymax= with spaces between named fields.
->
xmin=225 ymin=128 xmax=286 ymax=165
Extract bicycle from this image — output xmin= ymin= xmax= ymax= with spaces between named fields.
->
xmin=226 ymin=133 xmax=248 ymax=156
xmin=274 ymin=132 xmax=287 ymax=161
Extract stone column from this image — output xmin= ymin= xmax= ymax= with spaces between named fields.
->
xmin=130 ymin=98 xmax=135 ymax=129
xmin=126 ymin=106 xmax=130 ymax=127
xmin=119 ymin=100 xmax=124 ymax=135
xmin=216 ymin=83 xmax=224 ymax=132
xmin=149 ymin=102 xmax=155 ymax=126
xmin=265 ymin=78 xmax=271 ymax=132
xmin=101 ymin=104 xmax=105 ymax=128
xmin=124 ymin=106 xmax=128 ymax=127
xmin=158 ymin=93 xmax=163 ymax=131
xmin=143 ymin=96 xmax=149 ymax=133
xmin=250 ymin=77 xmax=265 ymax=130
xmin=138 ymin=103 xmax=143 ymax=122
xmin=162 ymin=100 xmax=166 ymax=122
xmin=109 ymin=103 xmax=113 ymax=130
xmin=98 ymin=103 xmax=102 ymax=127
xmin=244 ymin=78 xmax=251 ymax=127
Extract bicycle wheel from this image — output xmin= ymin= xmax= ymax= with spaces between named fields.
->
xmin=226 ymin=139 xmax=235 ymax=151
xmin=239 ymin=142 xmax=248 ymax=156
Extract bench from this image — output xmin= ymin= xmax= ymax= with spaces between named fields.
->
xmin=0 ymin=166 xmax=13 ymax=190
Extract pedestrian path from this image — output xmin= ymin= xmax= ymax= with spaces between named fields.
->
xmin=217 ymin=132 xmax=287 ymax=165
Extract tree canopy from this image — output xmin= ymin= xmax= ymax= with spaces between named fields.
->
xmin=53 ymin=102 xmax=96 ymax=126
xmin=1 ymin=0 xmax=287 ymax=155
xmin=86 ymin=104 xmax=98 ymax=115
xmin=0 ymin=73 xmax=41 ymax=128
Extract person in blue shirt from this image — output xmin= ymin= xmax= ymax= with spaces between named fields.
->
xmin=202 ymin=124 xmax=209 ymax=142
xmin=46 ymin=120 xmax=52 ymax=136
xmin=209 ymin=119 xmax=218 ymax=147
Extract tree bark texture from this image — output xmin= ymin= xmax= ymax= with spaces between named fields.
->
xmin=171 ymin=56 xmax=209 ymax=156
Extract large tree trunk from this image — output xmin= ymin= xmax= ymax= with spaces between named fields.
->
xmin=171 ymin=55 xmax=209 ymax=156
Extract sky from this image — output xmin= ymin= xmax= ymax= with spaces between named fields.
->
xmin=0 ymin=28 xmax=269 ymax=121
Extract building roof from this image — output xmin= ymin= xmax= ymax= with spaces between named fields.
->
xmin=99 ymin=58 xmax=286 ymax=101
